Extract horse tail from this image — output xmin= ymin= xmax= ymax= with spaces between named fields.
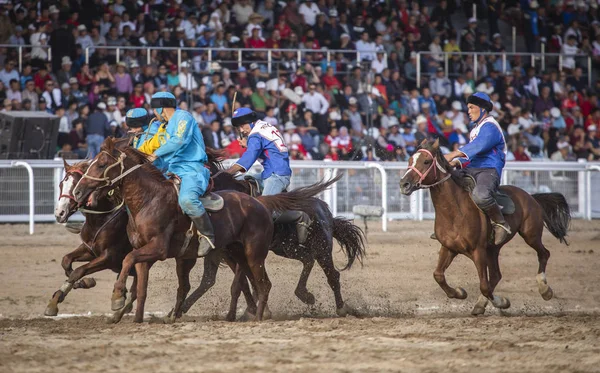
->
xmin=332 ymin=217 xmax=366 ymax=271
xmin=257 ymin=173 xmax=343 ymax=215
xmin=205 ymin=147 xmax=228 ymax=172
xmin=532 ymin=193 xmax=571 ymax=246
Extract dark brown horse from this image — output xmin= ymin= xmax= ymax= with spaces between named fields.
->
xmin=400 ymin=139 xmax=571 ymax=315
xmin=179 ymin=171 xmax=366 ymax=318
xmin=47 ymin=159 xmax=135 ymax=320
xmin=72 ymin=137 xmax=335 ymax=322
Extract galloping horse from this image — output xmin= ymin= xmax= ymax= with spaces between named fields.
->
xmin=179 ymin=171 xmax=366 ymax=318
xmin=46 ymin=159 xmax=135 ymax=319
xmin=72 ymin=137 xmax=336 ymax=322
xmin=400 ymin=139 xmax=571 ymax=315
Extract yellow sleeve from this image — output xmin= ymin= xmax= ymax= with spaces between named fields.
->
xmin=138 ymin=124 xmax=167 ymax=155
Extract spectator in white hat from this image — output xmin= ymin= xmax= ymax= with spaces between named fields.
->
xmin=56 ymin=56 xmax=73 ymax=86
xmin=178 ymin=61 xmax=198 ymax=90
xmin=251 ymin=81 xmax=275 ymax=113
xmin=76 ymin=24 xmax=94 ymax=54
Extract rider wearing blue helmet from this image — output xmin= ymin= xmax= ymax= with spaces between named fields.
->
xmin=140 ymin=92 xmax=215 ymax=257
xmin=224 ymin=107 xmax=311 ymax=245
xmin=125 ymin=108 xmax=166 ymax=170
xmin=443 ymin=92 xmax=511 ymax=245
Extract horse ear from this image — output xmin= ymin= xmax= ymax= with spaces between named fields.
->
xmin=420 ymin=139 xmax=428 ymax=147
xmin=433 ymin=138 xmax=440 ymax=150
xmin=63 ymin=158 xmax=70 ymax=171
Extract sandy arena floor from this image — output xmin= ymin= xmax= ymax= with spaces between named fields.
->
xmin=0 ymin=220 xmax=599 ymax=372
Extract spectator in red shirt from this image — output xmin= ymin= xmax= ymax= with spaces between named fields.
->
xmin=513 ymin=143 xmax=531 ymax=161
xmin=247 ymin=27 xmax=266 ymax=49
xmin=323 ymin=66 xmax=342 ymax=91
xmin=33 ymin=66 xmax=53 ymax=94
xmin=129 ymin=83 xmax=145 ymax=108
xmin=292 ymin=67 xmax=308 ymax=91
xmin=265 ymin=29 xmax=283 ymax=60
xmin=585 ymin=108 xmax=600 ymax=131
xmin=275 ymin=15 xmax=292 ymax=40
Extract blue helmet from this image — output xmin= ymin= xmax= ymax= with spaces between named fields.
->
xmin=125 ymin=108 xmax=150 ymax=128
xmin=467 ymin=92 xmax=493 ymax=112
xmin=232 ymin=107 xmax=257 ymax=127
xmin=150 ymin=92 xmax=177 ymax=110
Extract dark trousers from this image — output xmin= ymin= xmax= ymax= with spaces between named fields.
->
xmin=461 ymin=168 xmax=500 ymax=210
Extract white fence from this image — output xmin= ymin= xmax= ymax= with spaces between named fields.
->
xmin=1 ymin=159 xmax=600 ymax=234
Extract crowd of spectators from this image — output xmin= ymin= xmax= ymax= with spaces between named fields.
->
xmin=0 ymin=0 xmax=599 ymax=162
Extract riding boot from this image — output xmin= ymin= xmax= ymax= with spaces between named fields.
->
xmin=190 ymin=213 xmax=215 ymax=257
xmin=274 ymin=210 xmax=312 ymax=245
xmin=484 ymin=203 xmax=511 ymax=245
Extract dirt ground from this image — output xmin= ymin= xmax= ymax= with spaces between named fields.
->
xmin=0 ymin=220 xmax=599 ymax=373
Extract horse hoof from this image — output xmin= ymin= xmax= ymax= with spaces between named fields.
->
xmin=44 ymin=305 xmax=59 ymax=317
xmin=540 ymin=286 xmax=554 ymax=301
xmin=225 ymin=312 xmax=237 ymax=322
xmin=111 ymin=296 xmax=126 ymax=311
xmin=471 ymin=305 xmax=487 ymax=316
xmin=453 ymin=287 xmax=468 ymax=300
xmin=74 ymin=277 xmax=97 ymax=289
xmin=163 ymin=315 xmax=176 ymax=324
xmin=492 ymin=296 xmax=511 ymax=309
xmin=133 ymin=317 xmax=143 ymax=324
xmin=263 ymin=305 xmax=272 ymax=320
xmin=239 ymin=308 xmax=256 ymax=322
xmin=336 ymin=304 xmax=351 ymax=317
xmin=295 ymin=290 xmax=316 ymax=305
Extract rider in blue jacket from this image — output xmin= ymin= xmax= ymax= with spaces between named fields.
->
xmin=141 ymin=92 xmax=214 ymax=257
xmin=224 ymin=107 xmax=311 ymax=244
xmin=444 ymin=92 xmax=511 ymax=245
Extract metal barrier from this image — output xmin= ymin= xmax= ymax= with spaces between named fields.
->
xmin=2 ymin=159 xmax=599 ymax=233
xmin=416 ymin=51 xmax=593 ymax=88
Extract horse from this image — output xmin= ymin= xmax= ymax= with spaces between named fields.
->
xmin=179 ymin=170 xmax=366 ymax=318
xmin=46 ymin=159 xmax=135 ymax=320
xmin=72 ymin=137 xmax=337 ymax=323
xmin=399 ymin=139 xmax=571 ymax=315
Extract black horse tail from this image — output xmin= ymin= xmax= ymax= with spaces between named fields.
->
xmin=332 ymin=217 xmax=366 ymax=271
xmin=205 ymin=146 xmax=228 ymax=173
xmin=532 ymin=193 xmax=571 ymax=246
xmin=257 ymin=173 xmax=343 ymax=216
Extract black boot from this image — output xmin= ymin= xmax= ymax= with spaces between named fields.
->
xmin=275 ymin=210 xmax=312 ymax=244
xmin=484 ymin=203 xmax=511 ymax=245
xmin=190 ymin=213 xmax=215 ymax=257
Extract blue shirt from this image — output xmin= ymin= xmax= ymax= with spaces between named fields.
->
xmin=154 ymin=109 xmax=208 ymax=176
xmin=210 ymin=93 xmax=227 ymax=112
xmin=459 ymin=117 xmax=506 ymax=178
xmin=236 ymin=120 xmax=292 ymax=178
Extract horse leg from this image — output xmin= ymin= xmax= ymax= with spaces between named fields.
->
xmin=44 ymin=250 xmax=110 ymax=316
xmin=225 ymin=256 xmax=258 ymax=319
xmin=133 ymin=262 xmax=152 ymax=323
xmin=471 ymin=246 xmax=492 ymax=316
xmin=110 ymin=275 xmax=137 ymax=324
xmin=294 ymin=257 xmax=316 ymax=305
xmin=180 ymin=251 xmax=220 ymax=314
xmin=61 ymin=244 xmax=93 ymax=277
xmin=519 ymin=228 xmax=554 ymax=301
xmin=487 ymin=247 xmax=511 ymax=310
xmin=226 ymin=263 xmax=244 ymax=322
xmin=315 ymin=252 xmax=351 ymax=317
xmin=165 ymin=257 xmax=197 ymax=323
xmin=247 ymin=258 xmax=271 ymax=321
xmin=433 ymin=246 xmax=467 ymax=300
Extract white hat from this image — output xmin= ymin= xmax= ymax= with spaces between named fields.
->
xmin=463 ymin=86 xmax=474 ymax=95
xmin=341 ymin=33 xmax=350 ymax=39
xmin=130 ymin=61 xmax=139 ymax=68
xmin=557 ymin=141 xmax=570 ymax=150
xmin=329 ymin=111 xmax=341 ymax=121
xmin=250 ymin=63 xmax=259 ymax=70
xmin=284 ymin=121 xmax=297 ymax=130
xmin=349 ymin=97 xmax=358 ymax=105
xmin=371 ymin=87 xmax=381 ymax=97
xmin=223 ymin=117 xmax=232 ymax=127
xmin=416 ymin=115 xmax=427 ymax=125
xmin=61 ymin=83 xmax=70 ymax=90
xmin=589 ymin=125 xmax=597 ymax=131
xmin=451 ymin=101 xmax=462 ymax=111
xmin=97 ymin=102 xmax=107 ymax=110
xmin=294 ymin=86 xmax=304 ymax=96
xmin=77 ymin=24 xmax=87 ymax=31
xmin=62 ymin=56 xmax=72 ymax=65
xmin=386 ymin=116 xmax=399 ymax=128
xmin=421 ymin=101 xmax=431 ymax=109
xmin=49 ymin=5 xmax=59 ymax=14
xmin=550 ymin=107 xmax=561 ymax=118
xmin=107 ymin=96 xmax=117 ymax=106
xmin=109 ymin=120 xmax=118 ymax=127
xmin=468 ymin=17 xmax=477 ymax=23
xmin=256 ymin=81 xmax=266 ymax=89
xmin=180 ymin=61 xmax=190 ymax=68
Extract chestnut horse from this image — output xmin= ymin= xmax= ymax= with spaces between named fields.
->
xmin=400 ymin=139 xmax=571 ymax=315
xmin=47 ymin=159 xmax=135 ymax=320
xmin=179 ymin=171 xmax=366 ymax=318
xmin=72 ymin=137 xmax=335 ymax=322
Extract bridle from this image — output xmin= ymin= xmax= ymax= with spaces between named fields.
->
xmin=76 ymin=150 xmax=142 ymax=190
xmin=406 ymin=149 xmax=452 ymax=189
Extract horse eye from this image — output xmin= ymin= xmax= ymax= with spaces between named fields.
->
xmin=98 ymin=163 xmax=106 ymax=169
xmin=424 ymin=159 xmax=432 ymax=165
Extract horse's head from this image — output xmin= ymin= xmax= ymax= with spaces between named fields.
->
xmin=55 ymin=159 xmax=90 ymax=223
xmin=400 ymin=138 xmax=450 ymax=195
xmin=73 ymin=137 xmax=125 ymax=206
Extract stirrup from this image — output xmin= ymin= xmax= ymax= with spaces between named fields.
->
xmin=491 ymin=221 xmax=512 ymax=235
xmin=198 ymin=233 xmax=216 ymax=250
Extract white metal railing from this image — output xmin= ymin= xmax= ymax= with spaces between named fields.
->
xmin=1 ymin=159 xmax=600 ymax=233
xmin=416 ymin=51 xmax=593 ymax=88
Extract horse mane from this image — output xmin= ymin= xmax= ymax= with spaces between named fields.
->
xmin=205 ymin=146 xmax=228 ymax=171
xmin=101 ymin=137 xmax=166 ymax=182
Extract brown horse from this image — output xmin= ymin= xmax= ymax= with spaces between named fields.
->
xmin=179 ymin=171 xmax=366 ymax=318
xmin=72 ymin=137 xmax=335 ymax=322
xmin=400 ymin=139 xmax=571 ymax=315
xmin=47 ymin=159 xmax=135 ymax=320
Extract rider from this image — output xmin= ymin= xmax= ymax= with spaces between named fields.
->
xmin=443 ymin=92 xmax=511 ymax=245
xmin=139 ymin=92 xmax=215 ymax=257
xmin=224 ymin=107 xmax=312 ymax=245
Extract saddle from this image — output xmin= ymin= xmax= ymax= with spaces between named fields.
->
xmin=459 ymin=174 xmax=516 ymax=215
xmin=168 ymin=173 xmax=224 ymax=213
xmin=243 ymin=174 xmax=263 ymax=197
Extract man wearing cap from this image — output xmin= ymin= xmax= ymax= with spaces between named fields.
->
xmin=224 ymin=107 xmax=312 ymax=245
xmin=429 ymin=67 xmax=452 ymax=98
xmin=76 ymin=24 xmax=94 ymax=54
xmin=139 ymin=92 xmax=214 ymax=257
xmin=57 ymin=56 xmax=73 ymax=87
xmin=443 ymin=92 xmax=511 ymax=245
xmin=126 ymin=108 xmax=164 ymax=165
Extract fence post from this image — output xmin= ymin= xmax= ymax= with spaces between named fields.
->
xmin=473 ymin=53 xmax=478 ymax=82
xmin=416 ymin=52 xmax=421 ymax=88
xmin=53 ymin=159 xmax=62 ymax=207
xmin=578 ymin=159 xmax=587 ymax=219
xmin=559 ymin=54 xmax=563 ymax=71
xmin=267 ymin=50 xmax=272 ymax=74
xmin=238 ymin=50 xmax=242 ymax=69
xmin=177 ymin=48 xmax=182 ymax=73
xmin=541 ymin=43 xmax=545 ymax=71
xmin=587 ymin=165 xmax=600 ymax=220
xmin=116 ymin=48 xmax=120 ymax=63
xmin=146 ymin=48 xmax=151 ymax=65
xmin=323 ymin=167 xmax=334 ymax=210
xmin=512 ymin=26 xmax=516 ymax=53
xmin=366 ymin=163 xmax=387 ymax=232
xmin=444 ymin=52 xmax=448 ymax=77
xmin=588 ymin=56 xmax=592 ymax=89
xmin=417 ymin=188 xmax=424 ymax=221
xmin=502 ymin=53 xmax=507 ymax=74
xmin=11 ymin=161 xmax=34 ymax=235
xmin=85 ymin=48 xmax=89 ymax=64
xmin=297 ymin=50 xmax=301 ymax=66
xmin=18 ymin=46 xmax=23 ymax=72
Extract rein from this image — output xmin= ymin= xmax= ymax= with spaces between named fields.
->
xmin=408 ymin=149 xmax=452 ymax=189
xmin=75 ymin=150 xmax=143 ymax=191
